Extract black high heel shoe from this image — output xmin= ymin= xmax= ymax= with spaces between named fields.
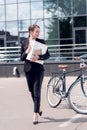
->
xmin=39 ymin=111 xmax=42 ymax=116
xmin=33 ymin=120 xmax=38 ymax=125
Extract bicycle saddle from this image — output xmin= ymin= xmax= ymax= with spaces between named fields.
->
xmin=58 ymin=64 xmax=68 ymax=69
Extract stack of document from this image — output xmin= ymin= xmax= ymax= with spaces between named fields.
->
xmin=26 ymin=41 xmax=48 ymax=64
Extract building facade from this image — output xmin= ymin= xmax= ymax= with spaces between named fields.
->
xmin=0 ymin=0 xmax=87 ymax=62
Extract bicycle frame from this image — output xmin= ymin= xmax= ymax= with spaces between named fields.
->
xmin=58 ymin=66 xmax=85 ymax=97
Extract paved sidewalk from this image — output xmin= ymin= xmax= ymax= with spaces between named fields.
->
xmin=0 ymin=76 xmax=87 ymax=130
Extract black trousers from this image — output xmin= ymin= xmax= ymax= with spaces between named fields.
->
xmin=25 ymin=69 xmax=44 ymax=113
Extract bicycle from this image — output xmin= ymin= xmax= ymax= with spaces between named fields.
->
xmin=47 ymin=57 xmax=87 ymax=114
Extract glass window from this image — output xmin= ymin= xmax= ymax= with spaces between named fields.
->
xmin=73 ymin=0 xmax=86 ymax=15
xmin=6 ymin=21 xmax=18 ymax=38
xmin=19 ymin=31 xmax=28 ymax=44
xmin=0 ymin=22 xmax=5 ymax=30
xmin=18 ymin=20 xmax=30 ymax=31
xmin=6 ymin=0 xmax=17 ymax=4
xmin=18 ymin=0 xmax=29 ymax=2
xmin=43 ymin=0 xmax=58 ymax=18
xmin=0 ymin=5 xmax=5 ymax=21
xmin=44 ymin=18 xmax=59 ymax=40
xmin=73 ymin=16 xmax=86 ymax=27
xmin=0 ymin=0 xmax=4 ymax=4
xmin=59 ymin=17 xmax=72 ymax=38
xmin=46 ymin=40 xmax=62 ymax=61
xmin=75 ymin=30 xmax=86 ymax=45
xmin=31 ymin=2 xmax=43 ymax=19
xmin=19 ymin=32 xmax=28 ymax=39
xmin=60 ymin=40 xmax=73 ymax=59
xmin=58 ymin=0 xmax=72 ymax=17
xmin=6 ymin=42 xmax=18 ymax=47
xmin=31 ymin=0 xmax=41 ymax=1
xmin=46 ymin=40 xmax=59 ymax=46
xmin=6 ymin=4 xmax=17 ymax=21
xmin=0 ymin=38 xmax=4 ymax=47
xmin=18 ymin=3 xmax=30 ymax=20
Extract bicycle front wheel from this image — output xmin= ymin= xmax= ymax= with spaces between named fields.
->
xmin=68 ymin=77 xmax=87 ymax=114
xmin=47 ymin=75 xmax=63 ymax=108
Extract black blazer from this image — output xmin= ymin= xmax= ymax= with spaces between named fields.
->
xmin=21 ymin=38 xmax=50 ymax=72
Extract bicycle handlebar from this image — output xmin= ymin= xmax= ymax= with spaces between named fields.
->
xmin=74 ymin=57 xmax=87 ymax=68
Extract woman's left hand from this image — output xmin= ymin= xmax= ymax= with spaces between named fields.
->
xmin=30 ymin=54 xmax=39 ymax=62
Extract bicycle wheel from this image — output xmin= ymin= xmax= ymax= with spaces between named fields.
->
xmin=47 ymin=75 xmax=63 ymax=108
xmin=68 ymin=77 xmax=87 ymax=114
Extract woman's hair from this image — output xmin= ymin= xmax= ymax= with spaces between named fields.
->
xmin=28 ymin=24 xmax=40 ymax=33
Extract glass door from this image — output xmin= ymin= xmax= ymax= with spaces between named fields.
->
xmin=73 ymin=27 xmax=87 ymax=57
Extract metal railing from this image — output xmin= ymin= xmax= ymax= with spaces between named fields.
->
xmin=0 ymin=44 xmax=87 ymax=62
xmin=0 ymin=46 xmax=21 ymax=62
xmin=47 ymin=44 xmax=87 ymax=62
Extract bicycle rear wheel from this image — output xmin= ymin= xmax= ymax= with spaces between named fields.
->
xmin=47 ymin=75 xmax=63 ymax=108
xmin=68 ymin=77 xmax=87 ymax=114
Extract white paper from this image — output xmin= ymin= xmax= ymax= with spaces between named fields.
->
xmin=26 ymin=41 xmax=48 ymax=64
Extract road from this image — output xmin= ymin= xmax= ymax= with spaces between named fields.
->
xmin=0 ymin=76 xmax=87 ymax=130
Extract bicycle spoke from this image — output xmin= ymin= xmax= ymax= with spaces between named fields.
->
xmin=68 ymin=78 xmax=87 ymax=114
xmin=47 ymin=76 xmax=62 ymax=108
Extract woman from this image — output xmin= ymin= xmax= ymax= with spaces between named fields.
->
xmin=21 ymin=24 xmax=50 ymax=124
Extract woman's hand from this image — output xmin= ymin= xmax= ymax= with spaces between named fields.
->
xmin=30 ymin=54 xmax=39 ymax=62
